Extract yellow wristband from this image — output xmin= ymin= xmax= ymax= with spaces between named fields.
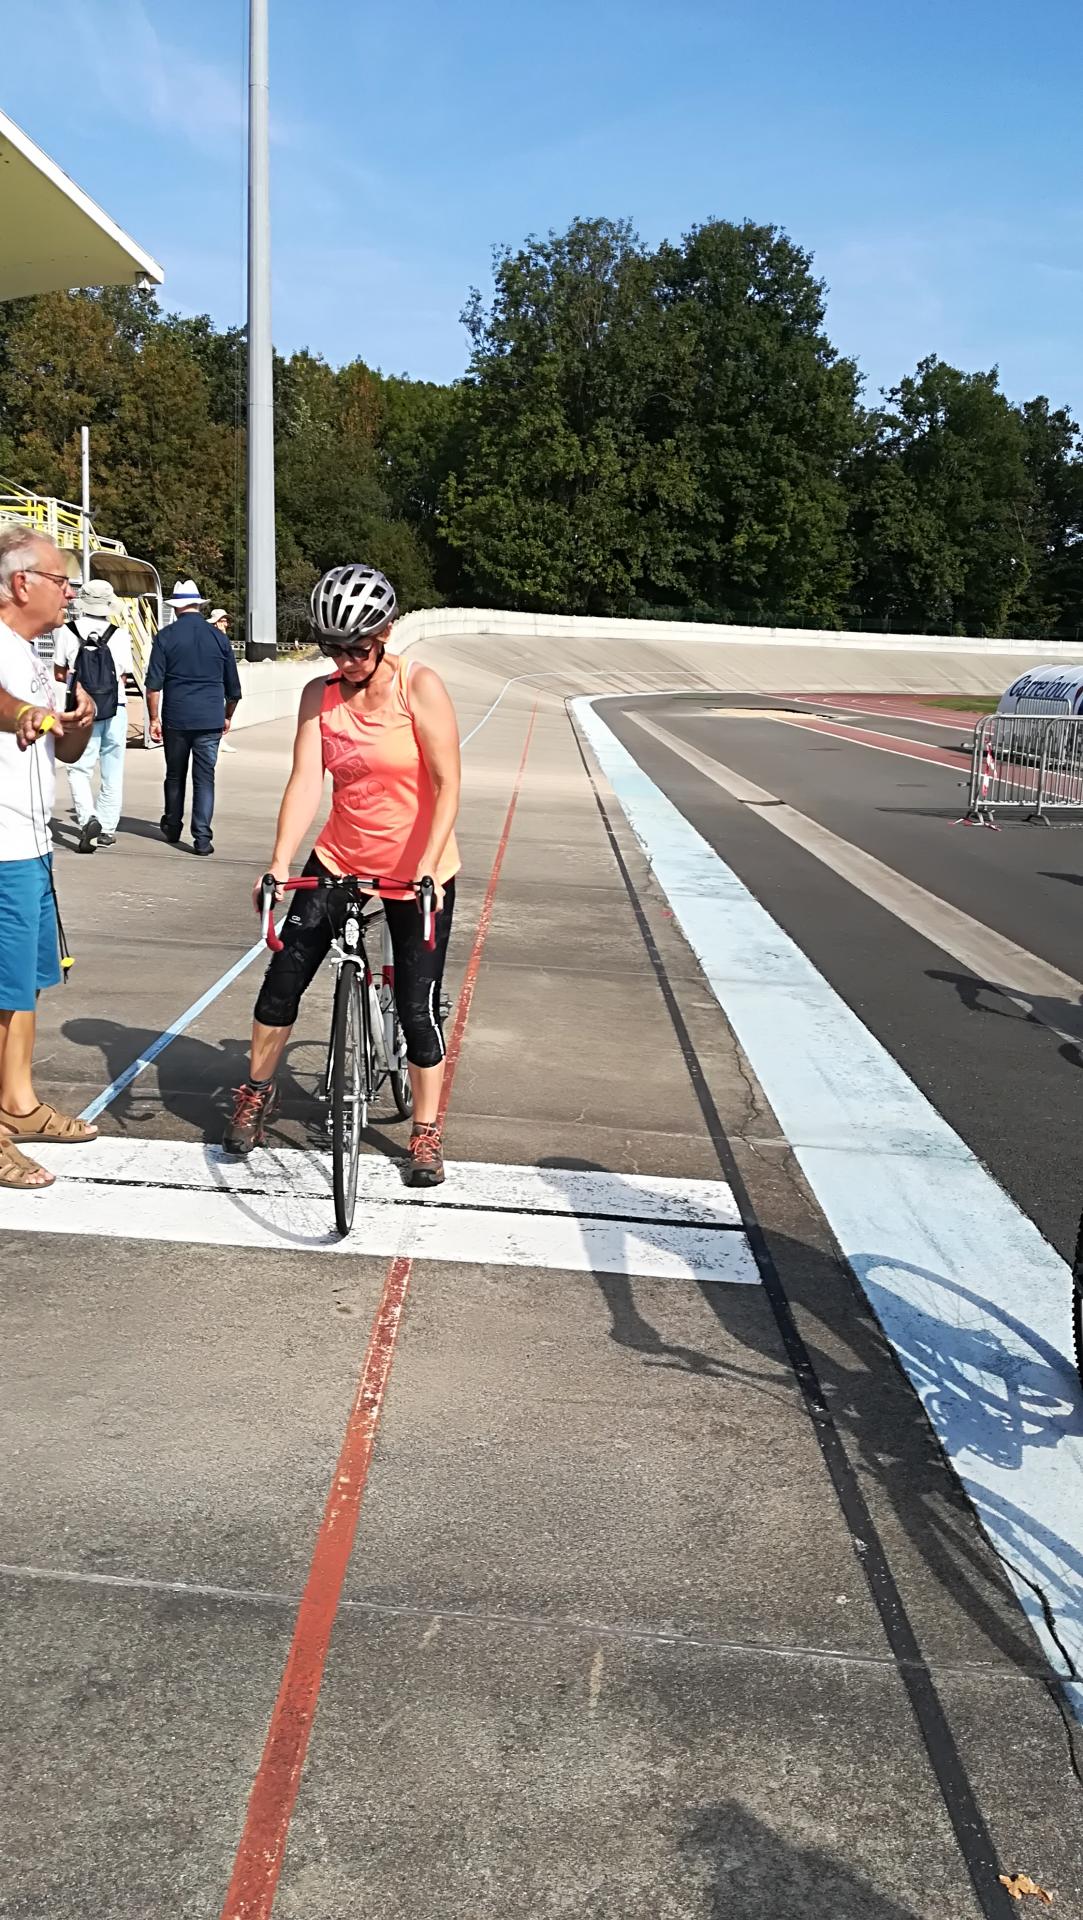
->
xmin=13 ymin=703 xmax=32 ymax=723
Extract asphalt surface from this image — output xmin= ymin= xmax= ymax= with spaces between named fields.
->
xmin=1 ymin=655 xmax=1081 ymax=1919
xmin=605 ymin=692 xmax=1083 ymax=1257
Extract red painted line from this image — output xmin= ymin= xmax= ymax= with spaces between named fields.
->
xmin=220 ymin=1253 xmax=412 ymax=1920
xmin=774 ymin=710 xmax=969 ymax=770
xmin=785 ymin=693 xmax=987 ymax=733
xmin=439 ymin=702 xmax=537 ymax=1128
xmin=220 ymin=704 xmax=538 ymax=1920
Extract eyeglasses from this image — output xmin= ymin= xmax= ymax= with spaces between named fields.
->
xmin=23 ymin=568 xmax=76 ymax=590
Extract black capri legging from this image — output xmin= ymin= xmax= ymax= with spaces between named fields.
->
xmin=254 ymin=853 xmax=456 ymax=1069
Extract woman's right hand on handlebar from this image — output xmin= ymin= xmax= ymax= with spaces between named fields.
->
xmin=253 ymin=864 xmax=291 ymax=912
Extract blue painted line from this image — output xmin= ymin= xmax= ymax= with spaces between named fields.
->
xmin=79 ymin=937 xmax=270 ymax=1123
xmin=575 ymin=694 xmax=1083 ymax=1720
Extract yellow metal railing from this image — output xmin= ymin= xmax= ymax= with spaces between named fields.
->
xmin=0 ymin=483 xmax=125 ymax=554
xmin=0 ymin=479 xmax=158 ymax=691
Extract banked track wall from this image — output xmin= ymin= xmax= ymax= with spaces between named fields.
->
xmin=229 ymin=607 xmax=1066 ymax=731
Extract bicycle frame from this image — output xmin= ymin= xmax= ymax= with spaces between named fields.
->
xmin=257 ymin=868 xmax=427 ymax=1128
xmin=319 ymin=905 xmax=403 ymax=1132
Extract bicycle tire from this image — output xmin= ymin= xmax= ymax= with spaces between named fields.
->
xmin=375 ymin=980 xmax=413 ymax=1119
xmin=389 ymin=1008 xmax=413 ymax=1119
xmin=331 ymin=964 xmax=364 ymax=1236
xmin=1072 ymin=1208 xmax=1083 ymax=1390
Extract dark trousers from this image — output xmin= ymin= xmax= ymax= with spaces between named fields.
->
xmin=254 ymin=855 xmax=456 ymax=1067
xmin=162 ymin=728 xmax=222 ymax=846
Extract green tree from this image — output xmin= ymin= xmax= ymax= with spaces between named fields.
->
xmin=446 ymin=216 xmax=860 ymax=622
xmin=848 ymin=358 xmax=1036 ymax=635
xmin=446 ymin=218 xmax=655 ymax=612
xmin=377 ymin=374 xmax=466 ymax=596
xmin=1014 ymin=397 xmax=1083 ymax=638
xmin=274 ymin=346 xmax=435 ymax=636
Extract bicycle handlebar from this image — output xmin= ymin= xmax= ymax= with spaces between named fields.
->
xmin=258 ymin=872 xmax=439 ymax=952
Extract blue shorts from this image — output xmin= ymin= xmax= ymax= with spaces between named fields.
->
xmin=0 ymin=856 xmax=62 ymax=1011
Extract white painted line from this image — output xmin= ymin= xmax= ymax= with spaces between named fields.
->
xmin=576 ymin=695 xmax=1083 ymax=1719
xmin=0 ymin=1142 xmax=756 ymax=1285
xmin=458 ymin=671 xmax=566 ymax=747
xmin=630 ymin=710 xmax=1083 ymax=1048
xmin=17 ymin=1137 xmax=743 ymax=1225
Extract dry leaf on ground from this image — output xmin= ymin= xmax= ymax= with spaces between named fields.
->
xmin=999 ymin=1873 xmax=1053 ymax=1904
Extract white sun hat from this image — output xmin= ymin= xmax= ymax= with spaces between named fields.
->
xmin=76 ymin=577 xmax=117 ymax=616
xmin=167 ymin=578 xmax=207 ymax=608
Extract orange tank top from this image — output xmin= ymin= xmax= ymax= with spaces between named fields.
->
xmin=314 ymin=657 xmax=460 ymax=897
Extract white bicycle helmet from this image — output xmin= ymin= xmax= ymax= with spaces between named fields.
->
xmin=310 ymin=563 xmax=397 ymax=648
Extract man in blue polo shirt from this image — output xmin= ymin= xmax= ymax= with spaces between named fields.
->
xmin=145 ymin=579 xmax=242 ymax=856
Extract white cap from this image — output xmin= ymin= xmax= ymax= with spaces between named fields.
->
xmin=209 ymin=607 xmax=229 ymax=624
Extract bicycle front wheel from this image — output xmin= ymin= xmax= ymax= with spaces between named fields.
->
xmin=331 ymin=964 xmax=364 ymax=1236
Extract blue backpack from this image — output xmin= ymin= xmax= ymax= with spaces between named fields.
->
xmin=70 ymin=624 xmax=120 ymax=722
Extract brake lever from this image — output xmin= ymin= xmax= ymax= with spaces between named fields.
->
xmin=259 ymin=873 xmax=281 ymax=951
xmin=417 ymin=875 xmax=436 ymax=949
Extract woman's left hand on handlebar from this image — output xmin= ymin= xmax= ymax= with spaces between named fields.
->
xmin=414 ymin=872 xmax=444 ymax=913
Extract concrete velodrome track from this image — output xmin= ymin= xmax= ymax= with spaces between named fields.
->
xmin=2 ymin=626 xmax=1081 ymax=1920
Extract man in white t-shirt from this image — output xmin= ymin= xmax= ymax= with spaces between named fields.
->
xmin=53 ymin=577 xmax=134 ymax=852
xmin=0 ymin=528 xmax=99 ymax=1190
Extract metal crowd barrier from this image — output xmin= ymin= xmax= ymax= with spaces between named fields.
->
xmin=965 ymin=713 xmax=1083 ymax=822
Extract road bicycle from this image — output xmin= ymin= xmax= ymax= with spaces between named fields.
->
xmin=259 ymin=870 xmax=436 ymax=1235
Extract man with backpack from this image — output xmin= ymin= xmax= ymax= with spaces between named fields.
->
xmin=53 ymin=577 xmax=133 ymax=854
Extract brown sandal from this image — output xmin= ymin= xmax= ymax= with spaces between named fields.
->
xmin=0 ymin=1102 xmax=98 ymax=1144
xmin=0 ymin=1138 xmax=55 ymax=1190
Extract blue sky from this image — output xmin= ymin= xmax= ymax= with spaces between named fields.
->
xmin=7 ymin=0 xmax=1081 ymax=411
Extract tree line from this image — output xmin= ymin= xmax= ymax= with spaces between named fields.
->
xmin=1 ymin=216 xmax=1080 ymax=640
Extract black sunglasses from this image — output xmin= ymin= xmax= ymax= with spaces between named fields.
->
xmin=316 ymin=630 xmax=387 ymax=659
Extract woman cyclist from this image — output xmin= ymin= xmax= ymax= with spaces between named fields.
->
xmin=224 ymin=563 xmax=460 ymax=1187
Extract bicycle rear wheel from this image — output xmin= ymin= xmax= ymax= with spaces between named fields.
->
xmin=389 ymin=1006 xmax=413 ymax=1119
xmin=331 ymin=963 xmax=364 ymax=1236
xmin=1072 ymin=1208 xmax=1083 ymax=1390
xmin=374 ymin=980 xmax=413 ymax=1119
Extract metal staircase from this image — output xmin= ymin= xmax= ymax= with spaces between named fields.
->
xmin=0 ymin=478 xmax=163 ymax=691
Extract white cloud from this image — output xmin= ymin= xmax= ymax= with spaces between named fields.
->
xmin=57 ymin=0 xmax=244 ymax=154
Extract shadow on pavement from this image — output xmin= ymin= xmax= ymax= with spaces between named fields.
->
xmin=537 ymin=1157 xmax=1072 ymax=1675
xmin=683 ymin=1802 xmax=926 ymax=1919
xmin=115 ymin=813 xmax=175 ymax=844
xmin=62 ymin=1016 xmax=263 ymax=1134
xmin=926 ymin=966 xmax=1083 ymax=1069
xmin=61 ymin=1016 xmax=411 ymax=1169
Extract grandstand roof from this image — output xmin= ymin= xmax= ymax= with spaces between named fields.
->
xmin=0 ymin=108 xmax=163 ymax=300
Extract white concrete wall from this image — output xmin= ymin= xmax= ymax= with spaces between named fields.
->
xmin=230 ymin=655 xmax=325 ymax=731
xmin=225 ymin=609 xmax=1073 ymax=732
xmin=393 ymin=606 xmax=1065 ymax=657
